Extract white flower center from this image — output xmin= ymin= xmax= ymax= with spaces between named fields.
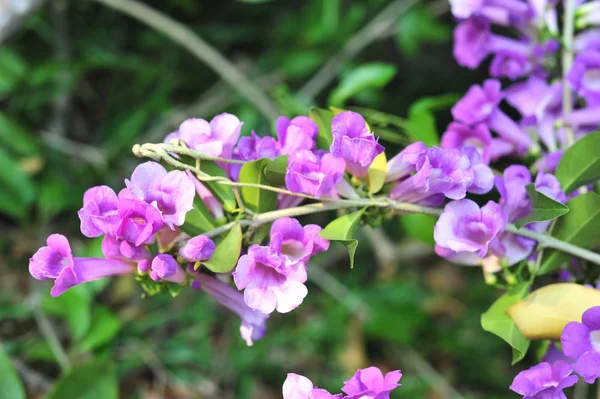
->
xmin=591 ymin=330 xmax=600 ymax=352
xmin=582 ymin=69 xmax=600 ymax=91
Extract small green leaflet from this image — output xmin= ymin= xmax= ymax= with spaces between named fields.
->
xmin=180 ymin=196 xmax=220 ymax=236
xmin=328 ymin=63 xmax=397 ymax=106
xmin=319 ymin=208 xmax=366 ymax=268
xmin=309 ymin=107 xmax=334 ymax=150
xmin=539 ymin=192 xmax=600 ymax=274
xmin=46 ymin=360 xmax=118 ymax=399
xmin=239 ymin=158 xmax=278 ymax=213
xmin=514 ymin=184 xmax=569 ymax=228
xmin=555 ymin=131 xmax=600 ymax=194
xmin=200 ymin=161 xmax=237 ymax=212
xmin=203 ymin=223 xmax=243 ymax=273
xmin=263 ymin=155 xmax=289 ymax=187
xmin=481 ymin=283 xmax=531 ymax=365
xmin=0 ymin=345 xmax=25 ymax=399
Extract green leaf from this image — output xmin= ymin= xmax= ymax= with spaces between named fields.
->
xmin=200 ymin=161 xmax=237 ymax=212
xmin=0 ymin=345 xmax=25 ymax=399
xmin=0 ymin=48 xmax=28 ymax=99
xmin=203 ymin=223 xmax=242 ymax=273
xmin=515 ymin=184 xmax=569 ymax=228
xmin=408 ymin=93 xmax=462 ymax=114
xmin=310 ymin=107 xmax=334 ymax=150
xmin=263 ymin=155 xmax=289 ymax=187
xmin=481 ymin=283 xmax=531 ymax=365
xmin=329 ymin=63 xmax=397 ymax=106
xmin=46 ymin=360 xmax=118 ymax=399
xmin=43 ymin=286 xmax=91 ymax=342
xmin=400 ymin=110 xmax=438 ymax=146
xmin=319 ymin=208 xmax=366 ymax=268
xmin=180 ymin=197 xmax=219 ymax=236
xmin=0 ymin=113 xmax=39 ymax=156
xmin=239 ymin=159 xmax=278 ymax=213
xmin=539 ymin=192 xmax=600 ymax=274
xmin=395 ymin=6 xmax=451 ymax=57
xmin=76 ymin=306 xmax=121 ymax=352
xmin=400 ymin=213 xmax=436 ymax=245
xmin=0 ymin=148 xmax=36 ymax=206
xmin=555 ymin=131 xmax=600 ymax=193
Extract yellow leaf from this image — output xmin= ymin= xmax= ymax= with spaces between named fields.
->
xmin=367 ymin=152 xmax=387 ymax=194
xmin=507 ymin=283 xmax=600 ymax=340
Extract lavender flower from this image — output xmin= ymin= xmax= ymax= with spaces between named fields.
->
xmin=441 ymin=123 xmax=494 ymax=164
xmin=434 ymin=199 xmax=506 ymax=258
xmin=276 ymin=116 xmax=318 ymax=155
xmin=385 ymin=141 xmax=426 ymax=182
xmin=149 ymin=254 xmax=186 ymax=284
xmin=330 ymin=111 xmax=384 ymax=178
xmin=449 ymin=0 xmax=532 ymax=25
xmin=282 ymin=374 xmax=342 ymax=399
xmin=568 ymin=50 xmax=600 ymax=106
xmin=509 ymin=361 xmax=578 ymax=398
xmin=29 ymin=234 xmax=135 ymax=297
xmin=269 ymin=218 xmax=329 ymax=264
xmin=341 ymin=367 xmax=402 ymax=399
xmin=116 ymin=189 xmax=164 ymax=246
xmin=179 ymin=235 xmax=216 ymax=262
xmin=101 ymin=235 xmax=151 ymax=262
xmin=561 ymin=306 xmax=600 ymax=383
xmin=233 ymin=245 xmax=308 ymax=314
xmin=78 ymin=185 xmax=119 ymax=237
xmin=285 ymin=150 xmax=346 ymax=198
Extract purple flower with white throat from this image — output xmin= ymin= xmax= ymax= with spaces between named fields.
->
xmin=330 ymin=111 xmax=384 ymax=178
xmin=452 ymin=79 xmax=533 ymax=152
xmin=193 ymin=273 xmax=268 ymax=346
xmin=434 ymin=199 xmax=506 ymax=258
xmin=341 ymin=367 xmax=402 ymax=399
xmin=276 ymin=115 xmax=318 ymax=155
xmin=509 ymin=361 xmax=578 ymax=398
xmin=116 ymin=189 xmax=164 ymax=246
xmin=561 ymin=306 xmax=600 ymax=383
xmin=282 ymin=374 xmax=342 ymax=399
xmin=179 ymin=235 xmax=215 ymax=262
xmin=29 ymin=234 xmax=135 ymax=297
xmin=149 ymin=254 xmax=186 ymax=284
xmin=78 ymin=185 xmax=119 ymax=237
xmin=269 ymin=218 xmax=329 ymax=264
xmin=125 ymin=161 xmax=195 ymax=229
xmin=441 ymin=123 xmax=493 ymax=164
xmin=233 ymin=245 xmax=308 ymax=314
xmin=568 ymin=50 xmax=600 ymax=106
xmin=385 ymin=141 xmax=426 ymax=182
xmin=285 ymin=150 xmax=346 ymax=198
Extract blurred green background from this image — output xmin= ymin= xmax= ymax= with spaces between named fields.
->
xmin=0 ymin=0 xmax=526 ymax=398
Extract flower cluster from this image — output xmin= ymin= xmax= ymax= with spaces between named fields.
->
xmin=283 ymin=366 xmax=401 ymax=399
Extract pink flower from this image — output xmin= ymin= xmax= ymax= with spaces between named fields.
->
xmin=282 ymin=374 xmax=342 ymax=399
xmin=77 ymin=185 xmax=120 ymax=237
xmin=269 ymin=217 xmax=330 ymax=264
xmin=341 ymin=367 xmax=402 ymax=399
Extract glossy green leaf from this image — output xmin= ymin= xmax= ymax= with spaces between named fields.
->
xmin=203 ymin=223 xmax=243 ymax=273
xmin=263 ymin=155 xmax=289 ymax=187
xmin=400 ymin=110 xmax=438 ymax=146
xmin=200 ymin=161 xmax=237 ymax=212
xmin=43 ymin=286 xmax=91 ymax=342
xmin=539 ymin=192 xmax=600 ymax=274
xmin=400 ymin=213 xmax=436 ymax=245
xmin=0 ymin=345 xmax=25 ymax=399
xmin=181 ymin=197 xmax=219 ymax=236
xmin=76 ymin=306 xmax=121 ymax=352
xmin=319 ymin=208 xmax=366 ymax=268
xmin=46 ymin=360 xmax=118 ymax=399
xmin=408 ymin=93 xmax=462 ymax=114
xmin=556 ymin=131 xmax=600 ymax=193
xmin=395 ymin=6 xmax=451 ymax=57
xmin=481 ymin=283 xmax=531 ymax=365
xmin=310 ymin=107 xmax=334 ymax=150
xmin=239 ymin=159 xmax=278 ymax=213
xmin=329 ymin=63 xmax=397 ymax=106
xmin=515 ymin=184 xmax=569 ymax=228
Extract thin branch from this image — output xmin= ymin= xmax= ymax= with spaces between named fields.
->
xmin=0 ymin=0 xmax=46 ymax=43
xmin=562 ymin=0 xmax=577 ymax=147
xmin=298 ymin=0 xmax=421 ymax=101
xmin=30 ymin=295 xmax=71 ymax=372
xmin=91 ymin=0 xmax=279 ymax=120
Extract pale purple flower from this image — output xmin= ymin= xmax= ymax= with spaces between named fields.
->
xmin=568 ymin=50 xmax=600 ymax=106
xmin=230 ymin=132 xmax=279 ymax=180
xmin=101 ymin=235 xmax=150 ymax=262
xmin=269 ymin=217 xmax=330 ymax=264
xmin=341 ymin=367 xmax=402 ymax=399
xmin=564 ymin=105 xmax=600 ymax=127
xmin=509 ymin=361 xmax=578 ymax=398
xmin=385 ymin=141 xmax=426 ymax=182
xmin=461 ymin=146 xmax=495 ymax=194
xmin=533 ymin=150 xmax=564 ymax=173
xmin=190 ymin=174 xmax=224 ymax=219
xmin=77 ymin=185 xmax=119 ymax=237
xmin=125 ymin=161 xmax=195 ymax=229
xmin=193 ymin=273 xmax=268 ymax=346
xmin=441 ymin=123 xmax=493 ymax=164
xmin=282 ymin=374 xmax=342 ymax=399
xmin=285 ymin=150 xmax=346 ymax=198
xmin=179 ymin=235 xmax=215 ymax=262
xmin=149 ymin=254 xmax=186 ymax=284
xmin=330 ymin=111 xmax=384 ymax=178
xmin=574 ymin=29 xmax=600 ymax=53
xmin=29 ymin=234 xmax=135 ymax=297
xmin=434 ymin=199 xmax=506 ymax=257
xmin=170 ymin=113 xmax=243 ymax=158
xmin=276 ymin=116 xmax=318 ymax=155
xmin=449 ymin=0 xmax=532 ymax=25
xmin=452 ymin=79 xmax=533 ymax=151
xmin=233 ymin=245 xmax=308 ymax=314
xmin=116 ymin=189 xmax=164 ymax=246
xmin=561 ymin=306 xmax=600 ymax=383
xmin=490 ymin=51 xmax=532 ymax=80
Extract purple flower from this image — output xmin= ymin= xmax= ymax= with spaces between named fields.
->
xmin=77 ymin=185 xmax=119 ymax=237
xmin=101 ymin=235 xmax=150 ymax=262
xmin=564 ymin=105 xmax=600 ymax=127
xmin=441 ymin=123 xmax=493 ymax=164
xmin=149 ymin=254 xmax=186 ymax=284
xmin=434 ymin=199 xmax=506 ymax=257
xmin=449 ymin=0 xmax=532 ymax=25
xmin=125 ymin=161 xmax=195 ymax=229
xmin=116 ymin=189 xmax=164 ymax=246
xmin=490 ymin=51 xmax=532 ymax=80
xmin=495 ymin=165 xmax=533 ymax=221
xmin=193 ymin=273 xmax=268 ymax=346
xmin=385 ymin=141 xmax=426 ymax=182
xmin=452 ymin=79 xmax=533 ymax=151
xmin=191 ymin=174 xmax=224 ymax=219
xmin=276 ymin=116 xmax=318 ymax=155
xmin=230 ymin=132 xmax=279 ymax=180
xmin=330 ymin=111 xmax=384 ymax=178
xmin=179 ymin=235 xmax=215 ymax=262
xmin=233 ymin=245 xmax=308 ymax=314
xmin=29 ymin=234 xmax=135 ymax=297
xmin=285 ymin=150 xmax=346 ymax=198
xmin=282 ymin=374 xmax=342 ymax=399
xmin=269 ymin=218 xmax=329 ymax=264
xmin=509 ymin=361 xmax=578 ymax=398
xmin=170 ymin=113 xmax=243 ymax=158
xmin=561 ymin=306 xmax=600 ymax=383
xmin=341 ymin=367 xmax=402 ymax=399
xmin=568 ymin=50 xmax=600 ymax=106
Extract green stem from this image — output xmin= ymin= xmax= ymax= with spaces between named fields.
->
xmin=562 ymin=0 xmax=576 ymax=147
